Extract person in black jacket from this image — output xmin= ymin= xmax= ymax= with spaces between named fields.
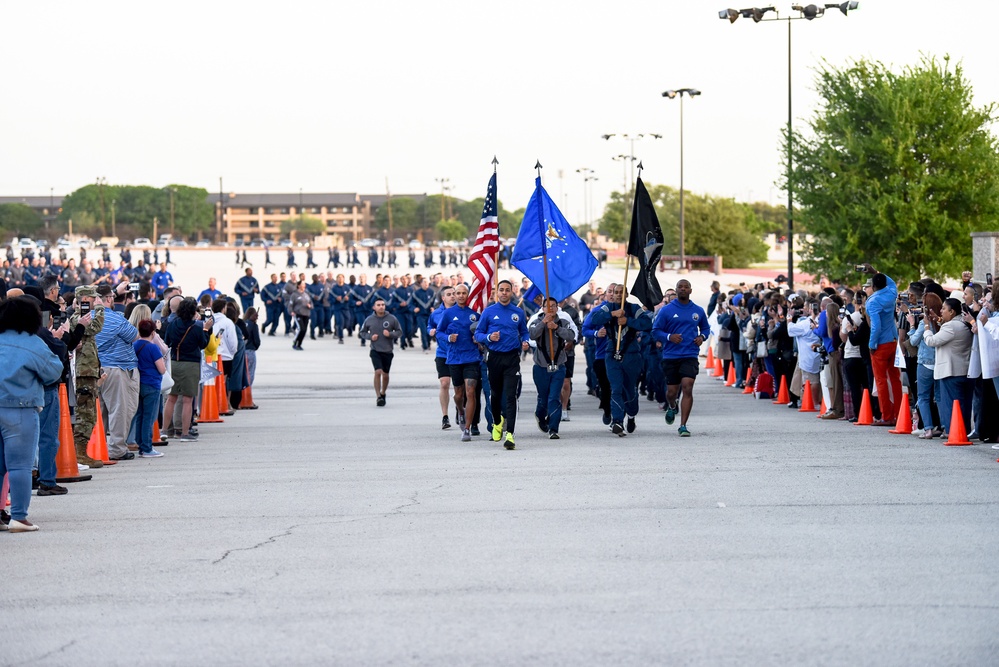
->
xmin=242 ymin=307 xmax=260 ymax=409
xmin=162 ymin=298 xmax=212 ymax=441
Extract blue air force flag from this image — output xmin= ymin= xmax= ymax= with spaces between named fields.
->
xmin=511 ymin=177 xmax=598 ymax=303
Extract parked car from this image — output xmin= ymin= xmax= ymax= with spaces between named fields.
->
xmin=133 ymin=237 xmax=153 ymax=248
xmin=35 ymin=239 xmax=50 ymax=249
xmin=278 ymin=238 xmax=293 ymax=247
xmin=195 ymin=240 xmax=212 ymax=248
xmin=408 ymin=240 xmax=423 ymax=249
xmin=169 ymin=240 xmax=188 ymax=247
xmin=359 ymin=238 xmax=380 ymax=248
xmin=234 ymin=239 xmax=246 ymax=247
xmin=157 ymin=234 xmax=172 ymax=246
xmin=16 ymin=238 xmax=36 ymax=251
xmin=249 ymin=238 xmax=271 ymax=247
xmin=56 ymin=239 xmax=74 ymax=249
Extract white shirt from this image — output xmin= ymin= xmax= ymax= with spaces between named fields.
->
xmin=212 ymin=311 xmax=238 ymax=361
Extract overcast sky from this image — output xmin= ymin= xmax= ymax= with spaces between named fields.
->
xmin=2 ymin=1 xmax=994 ymax=226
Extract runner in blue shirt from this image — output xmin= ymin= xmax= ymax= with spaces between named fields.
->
xmin=440 ymin=283 xmax=482 ymax=442
xmin=475 ymin=280 xmax=530 ymax=449
xmin=652 ymin=279 xmax=710 ymax=436
xmin=427 ymin=285 xmax=456 ymax=429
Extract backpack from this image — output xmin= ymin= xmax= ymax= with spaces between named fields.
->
xmin=754 ymin=371 xmax=774 ymax=399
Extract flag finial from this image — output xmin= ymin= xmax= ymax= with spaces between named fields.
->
xmin=492 ymin=155 xmax=499 ymax=168
xmin=637 ymin=161 xmax=644 ymax=174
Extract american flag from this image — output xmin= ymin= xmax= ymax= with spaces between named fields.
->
xmin=467 ymin=172 xmax=500 ymax=313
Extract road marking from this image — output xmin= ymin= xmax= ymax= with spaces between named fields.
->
xmin=147 ymin=485 xmax=175 ymax=488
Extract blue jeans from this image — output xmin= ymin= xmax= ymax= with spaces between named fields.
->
xmin=533 ymin=365 xmax=565 ymax=433
xmin=36 ymin=387 xmax=61 ymax=486
xmin=0 ymin=406 xmax=41 ymax=521
xmin=938 ymin=375 xmax=972 ymax=434
xmin=915 ymin=364 xmax=939 ymax=431
xmin=133 ymin=383 xmax=160 ymax=454
xmin=606 ymin=352 xmax=642 ymax=423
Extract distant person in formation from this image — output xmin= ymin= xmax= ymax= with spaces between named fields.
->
xmin=286 ymin=247 xmax=297 ymax=268
xmin=261 ymin=273 xmax=283 ymax=336
xmin=528 ymin=297 xmax=576 ymax=439
xmin=198 ymin=277 xmax=221 ymax=303
xmin=652 ymin=279 xmax=710 ymax=437
xmin=264 ymin=245 xmax=275 ymax=267
xmin=474 ymin=280 xmax=529 ymax=450
xmin=306 ymin=246 xmax=317 ymax=268
xmin=359 ymin=298 xmax=402 ymax=407
xmin=235 ymin=267 xmax=259 ymax=314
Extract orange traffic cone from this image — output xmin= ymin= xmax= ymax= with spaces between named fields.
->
xmin=772 ymin=376 xmax=790 ymax=405
xmin=889 ymin=392 xmax=913 ymax=434
xmin=55 ymin=384 xmax=92 ymax=483
xmin=742 ymin=367 xmax=754 ymax=394
xmin=854 ymin=389 xmax=873 ymax=426
xmin=240 ymin=384 xmax=257 ymax=408
xmin=705 ymin=346 xmax=715 ymax=370
xmin=944 ymin=400 xmax=972 ymax=446
xmin=725 ymin=364 xmax=736 ymax=387
xmin=713 ymin=358 xmax=723 ymax=377
xmin=152 ymin=417 xmax=167 ymax=445
xmin=199 ymin=374 xmax=224 ymax=423
xmin=87 ymin=399 xmax=116 ymax=465
xmin=799 ymin=380 xmax=819 ymax=412
xmin=216 ymin=358 xmax=233 ymax=416
xmin=816 ymin=396 xmax=827 ymax=418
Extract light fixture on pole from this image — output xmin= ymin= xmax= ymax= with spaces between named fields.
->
xmin=602 ymin=133 xmax=662 ymax=215
xmin=718 ymin=3 xmax=859 ymax=289
xmin=575 ymin=168 xmax=596 ymax=228
xmin=662 ymin=88 xmax=701 ymax=274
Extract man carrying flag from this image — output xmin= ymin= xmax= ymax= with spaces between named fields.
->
xmin=467 ymin=170 xmax=500 ymax=314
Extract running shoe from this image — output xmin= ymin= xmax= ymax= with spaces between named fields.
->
xmin=665 ymin=403 xmax=677 ymax=425
xmin=470 ymin=425 xmax=480 ymax=436
xmin=461 ymin=429 xmax=471 ymax=442
xmin=139 ymin=449 xmax=165 ymax=458
xmin=549 ymin=432 xmax=560 ymax=439
xmin=611 ymin=422 xmax=625 ymax=437
xmin=442 ymin=416 xmax=451 ymax=430
xmin=678 ymin=425 xmax=691 ymax=437
xmin=491 ymin=417 xmax=505 ymax=442
xmin=504 ymin=433 xmax=516 ymax=450
xmin=535 ymin=414 xmax=548 ymax=433
xmin=602 ymin=411 xmax=611 ymax=426
xmin=626 ymin=416 xmax=636 ymax=433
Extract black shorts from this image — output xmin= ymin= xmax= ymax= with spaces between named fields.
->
xmin=661 ymin=357 xmax=699 ymax=385
xmin=564 ymin=354 xmax=575 ymax=379
xmin=370 ymin=350 xmax=394 ymax=373
xmin=449 ymin=362 xmax=481 ymax=385
xmin=435 ymin=356 xmax=449 ymax=379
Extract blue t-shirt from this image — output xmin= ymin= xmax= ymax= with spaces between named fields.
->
xmin=133 ymin=339 xmax=164 ymax=389
xmin=652 ymin=299 xmax=710 ymax=360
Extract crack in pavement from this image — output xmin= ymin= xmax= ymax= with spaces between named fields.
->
xmin=212 ymin=484 xmax=444 ymax=565
xmin=13 ymin=639 xmax=77 ymax=666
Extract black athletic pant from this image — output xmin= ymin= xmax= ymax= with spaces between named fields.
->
xmin=594 ymin=358 xmax=611 ymax=417
xmin=487 ymin=350 xmax=521 ymax=434
xmin=294 ymin=315 xmax=309 ymax=347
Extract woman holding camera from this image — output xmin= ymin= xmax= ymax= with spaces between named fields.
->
xmin=163 ymin=298 xmax=212 ymax=442
xmin=907 ymin=293 xmax=943 ymax=438
xmin=923 ymin=297 xmax=974 ymax=436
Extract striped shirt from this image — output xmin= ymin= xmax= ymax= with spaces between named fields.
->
xmin=95 ymin=309 xmax=139 ymax=370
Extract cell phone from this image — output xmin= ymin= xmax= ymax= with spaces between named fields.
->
xmin=810 ymin=303 xmax=819 ymax=316
xmin=42 ymin=311 xmax=52 ymax=328
xmin=203 ymin=308 xmax=213 ymax=318
xmin=854 ymin=264 xmax=866 ymax=272
xmin=128 ymin=282 xmax=140 ymax=292
xmin=80 ymin=301 xmax=91 ymax=315
xmin=988 ymin=273 xmax=993 ymax=285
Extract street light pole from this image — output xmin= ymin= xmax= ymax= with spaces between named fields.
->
xmin=602 ymin=133 xmax=662 ymax=217
xmin=575 ymin=168 xmax=595 ymax=227
xmin=663 ymin=88 xmax=701 ymax=274
xmin=718 ymin=3 xmax=859 ymax=289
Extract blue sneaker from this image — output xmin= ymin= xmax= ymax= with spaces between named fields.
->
xmin=665 ymin=403 xmax=677 ymax=425
xmin=602 ymin=411 xmax=611 ymax=426
xmin=678 ymin=425 xmax=691 ymax=437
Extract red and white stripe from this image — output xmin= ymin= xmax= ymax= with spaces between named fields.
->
xmin=467 ymin=217 xmax=499 ymax=313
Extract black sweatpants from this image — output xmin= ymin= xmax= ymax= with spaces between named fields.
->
xmin=487 ymin=350 xmax=521 ymax=434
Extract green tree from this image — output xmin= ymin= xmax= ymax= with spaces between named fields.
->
xmin=597 ymin=184 xmax=769 ymax=267
xmin=784 ymin=55 xmax=999 ymax=281
xmin=373 ymin=197 xmax=421 ymax=234
xmin=435 ymin=219 xmax=467 ymax=241
xmin=0 ymin=204 xmax=43 ymax=237
xmin=281 ymin=215 xmax=326 ymax=238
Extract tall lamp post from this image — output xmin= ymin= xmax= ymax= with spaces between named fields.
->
xmin=662 ymin=88 xmax=701 ymax=274
xmin=575 ymin=168 xmax=596 ymax=228
xmin=602 ymin=133 xmax=662 ymax=216
xmin=718 ymin=2 xmax=859 ymax=288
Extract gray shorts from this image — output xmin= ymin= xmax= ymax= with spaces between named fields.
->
xmin=171 ymin=360 xmax=200 ymax=397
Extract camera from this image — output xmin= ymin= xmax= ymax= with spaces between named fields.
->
xmin=854 ymin=264 xmax=867 ymax=272
xmin=839 ymin=307 xmax=849 ymax=318
xmin=909 ymin=307 xmax=923 ymax=320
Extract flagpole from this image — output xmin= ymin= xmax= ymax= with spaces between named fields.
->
xmin=614 ymin=161 xmax=643 ymax=361
xmin=492 ymin=156 xmax=500 ymax=304
xmin=535 ymin=160 xmax=558 ymax=372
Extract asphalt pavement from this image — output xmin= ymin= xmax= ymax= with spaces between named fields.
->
xmin=3 ymin=334 xmax=997 ymax=666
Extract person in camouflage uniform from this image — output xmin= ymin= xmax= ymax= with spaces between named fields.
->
xmin=71 ymin=285 xmax=105 ymax=468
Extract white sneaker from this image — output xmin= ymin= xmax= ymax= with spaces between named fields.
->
xmin=140 ymin=449 xmax=165 ymax=458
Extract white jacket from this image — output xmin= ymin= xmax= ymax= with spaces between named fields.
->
xmin=212 ymin=310 xmax=238 ymax=361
